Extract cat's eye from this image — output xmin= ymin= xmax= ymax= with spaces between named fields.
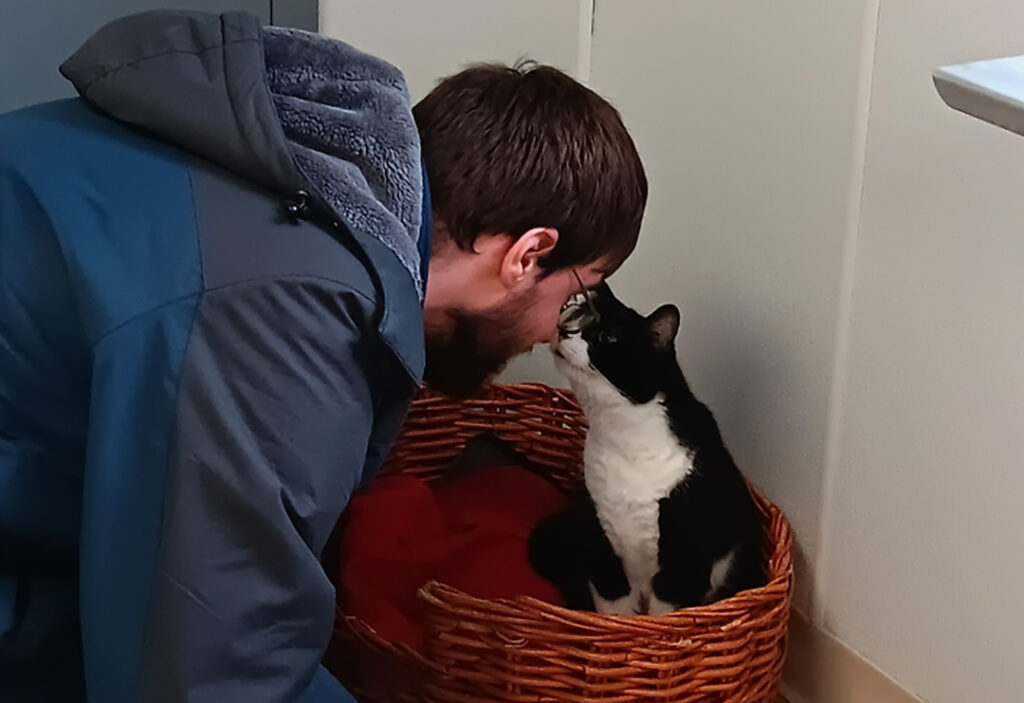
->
xmin=598 ymin=331 xmax=618 ymax=345
xmin=559 ymin=270 xmax=601 ymax=335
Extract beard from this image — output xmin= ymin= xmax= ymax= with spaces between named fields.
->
xmin=424 ymin=291 xmax=536 ymax=398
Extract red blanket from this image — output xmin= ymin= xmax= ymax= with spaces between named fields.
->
xmin=337 ymin=465 xmax=567 ymax=651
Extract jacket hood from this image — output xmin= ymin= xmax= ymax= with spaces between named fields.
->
xmin=60 ymin=10 xmax=426 ymax=298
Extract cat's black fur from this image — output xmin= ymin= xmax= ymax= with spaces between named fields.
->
xmin=529 ymin=284 xmax=763 ymax=613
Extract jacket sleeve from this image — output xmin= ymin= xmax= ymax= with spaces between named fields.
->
xmin=80 ymin=278 xmax=376 ymax=703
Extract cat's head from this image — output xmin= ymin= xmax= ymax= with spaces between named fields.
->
xmin=552 ymin=283 xmax=680 ymax=404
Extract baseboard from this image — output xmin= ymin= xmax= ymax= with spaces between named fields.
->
xmin=781 ymin=609 xmax=927 ymax=703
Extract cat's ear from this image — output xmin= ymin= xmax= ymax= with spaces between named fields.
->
xmin=647 ymin=304 xmax=680 ymax=350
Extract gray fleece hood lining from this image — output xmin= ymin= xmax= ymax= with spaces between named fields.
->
xmin=59 ymin=11 xmax=424 ymax=298
xmin=263 ymin=26 xmax=424 ymax=296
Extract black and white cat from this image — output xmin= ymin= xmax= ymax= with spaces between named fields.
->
xmin=529 ymin=284 xmax=762 ymax=615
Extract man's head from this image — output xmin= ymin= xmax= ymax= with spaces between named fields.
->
xmin=416 ymin=61 xmax=647 ymax=396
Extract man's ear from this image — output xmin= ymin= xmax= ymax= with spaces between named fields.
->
xmin=647 ymin=304 xmax=680 ymax=350
xmin=499 ymin=227 xmax=559 ymax=288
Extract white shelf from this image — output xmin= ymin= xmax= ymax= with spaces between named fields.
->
xmin=933 ymin=55 xmax=1024 ymax=138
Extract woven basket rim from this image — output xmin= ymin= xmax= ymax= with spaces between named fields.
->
xmin=414 ymin=491 xmax=793 ymax=624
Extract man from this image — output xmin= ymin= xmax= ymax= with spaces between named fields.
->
xmin=0 ymin=10 xmax=646 ymax=703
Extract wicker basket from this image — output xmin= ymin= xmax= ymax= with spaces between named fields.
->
xmin=326 ymin=383 xmax=793 ymax=702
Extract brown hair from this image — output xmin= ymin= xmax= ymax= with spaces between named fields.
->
xmin=413 ymin=61 xmax=647 ymax=274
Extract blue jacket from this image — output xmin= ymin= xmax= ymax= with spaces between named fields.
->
xmin=0 ymin=11 xmax=430 ymax=702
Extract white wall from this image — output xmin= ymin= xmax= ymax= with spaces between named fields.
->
xmin=321 ymin=2 xmax=1024 ymax=700
xmin=821 ymin=1 xmax=1024 ymax=701
xmin=583 ymin=0 xmax=869 ymax=615
xmin=320 ymin=0 xmax=582 ymax=102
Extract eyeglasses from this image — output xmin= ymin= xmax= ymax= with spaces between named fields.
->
xmin=558 ymin=269 xmax=600 ymax=334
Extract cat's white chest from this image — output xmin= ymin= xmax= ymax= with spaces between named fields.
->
xmin=581 ymin=393 xmax=694 ymax=613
